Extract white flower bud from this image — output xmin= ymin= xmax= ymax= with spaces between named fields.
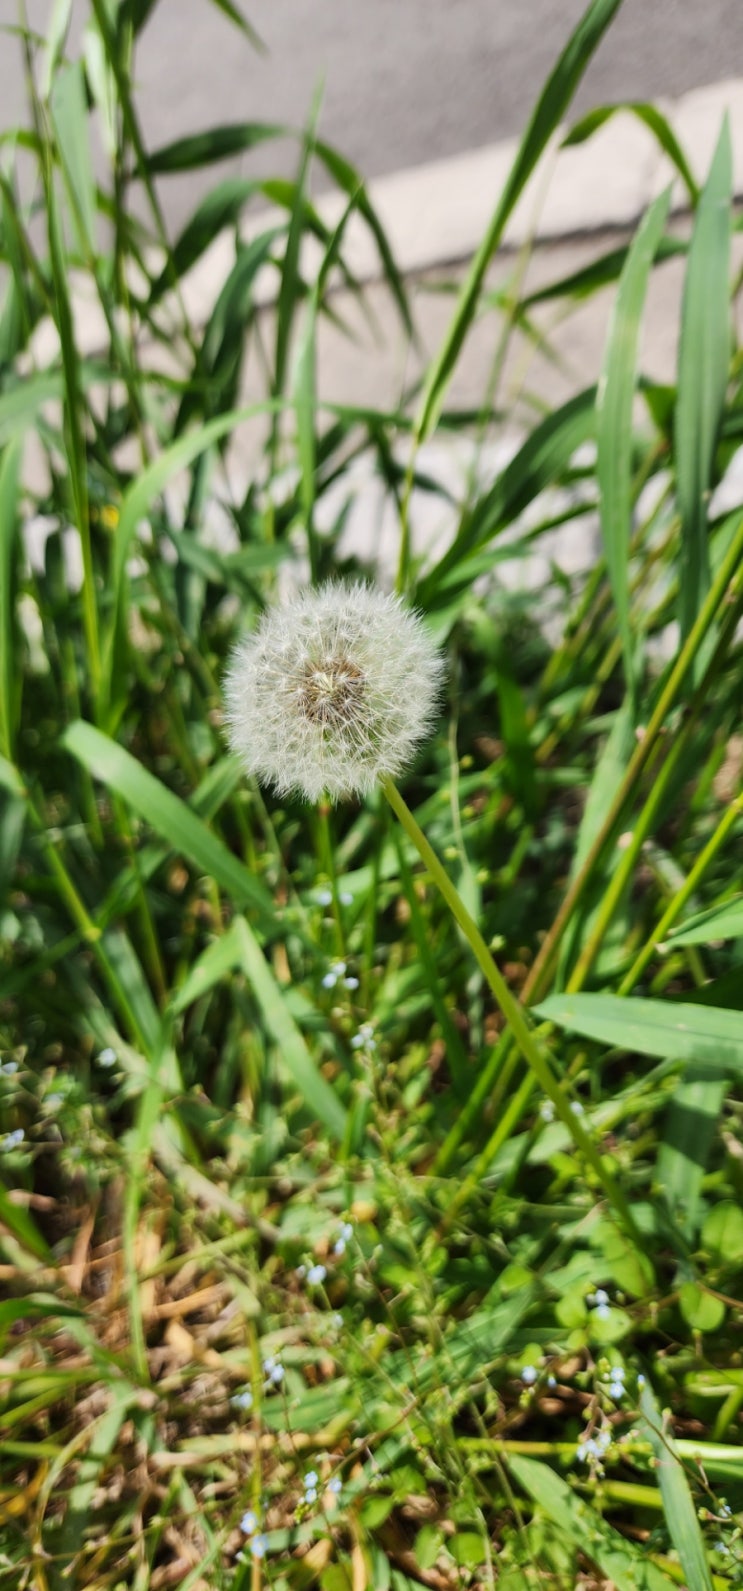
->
xmin=224 ymin=581 xmax=444 ymax=803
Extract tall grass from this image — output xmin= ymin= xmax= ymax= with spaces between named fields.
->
xmin=2 ymin=0 xmax=743 ymax=1587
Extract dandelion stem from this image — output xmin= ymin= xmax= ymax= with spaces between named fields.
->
xmin=381 ymin=774 xmax=643 ymax=1247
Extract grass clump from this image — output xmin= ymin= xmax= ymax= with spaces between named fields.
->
xmin=2 ymin=1 xmax=743 ymax=1588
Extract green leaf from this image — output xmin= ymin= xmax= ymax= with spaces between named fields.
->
xmin=675 ymin=119 xmax=732 ymax=640
xmin=657 ymin=1077 xmax=727 ymax=1241
xmin=414 ymin=0 xmax=624 ymax=443
xmin=678 ymin=1282 xmax=725 ymax=1333
xmin=49 ymin=60 xmax=97 ymax=256
xmin=702 ymin=1201 xmax=743 ymax=1263
xmin=535 ymin=991 xmax=743 ymax=1073
xmin=230 ymin=918 xmax=347 ymax=1140
xmin=509 ymin=1455 xmax=677 ymax=1591
xmin=144 ymin=121 xmax=287 ymax=175
xmin=418 ymin=387 xmax=596 ymax=607
xmin=639 ymin=1383 xmax=715 ymax=1591
xmin=667 ymin=893 xmax=743 ymax=946
xmin=597 ymin=187 xmax=671 ymax=699
xmin=0 ymin=441 xmax=20 ymax=760
xmin=61 ymin=721 xmax=278 ymax=930
xmin=564 ymin=103 xmax=699 ymax=205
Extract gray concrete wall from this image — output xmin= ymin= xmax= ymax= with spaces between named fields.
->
xmin=3 ymin=1 xmax=743 ymax=231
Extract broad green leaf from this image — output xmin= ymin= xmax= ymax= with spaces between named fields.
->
xmin=509 ymin=1455 xmax=677 ymax=1591
xmin=597 ymin=187 xmax=671 ymax=699
xmin=535 ymin=991 xmax=743 ymax=1073
xmin=675 ymin=119 xmax=732 ymax=640
xmin=667 ymin=894 xmax=743 ymax=946
xmin=678 ymin=1282 xmax=725 ymax=1333
xmin=702 ymin=1201 xmax=743 ymax=1263
xmin=564 ymin=103 xmax=699 ymax=204
xmin=61 ymin=720 xmax=278 ymax=930
xmin=640 ymin=1383 xmax=715 ymax=1591
xmin=414 ymin=0 xmax=624 ymax=444
xmin=230 ymin=917 xmax=348 ymax=1140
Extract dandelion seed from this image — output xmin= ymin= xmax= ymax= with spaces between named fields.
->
xmin=306 ymin=1264 xmax=327 ymax=1287
xmin=224 ymin=580 xmax=444 ymax=803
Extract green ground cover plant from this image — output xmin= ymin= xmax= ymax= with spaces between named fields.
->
xmin=2 ymin=0 xmax=743 ymax=1586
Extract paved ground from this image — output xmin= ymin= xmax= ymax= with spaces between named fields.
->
xmin=5 ymin=0 xmax=743 ymax=231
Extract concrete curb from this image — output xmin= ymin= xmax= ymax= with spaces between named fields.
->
xmin=179 ymin=76 xmax=743 ymax=324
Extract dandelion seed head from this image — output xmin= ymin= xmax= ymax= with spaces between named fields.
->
xmin=224 ymin=581 xmax=444 ymax=803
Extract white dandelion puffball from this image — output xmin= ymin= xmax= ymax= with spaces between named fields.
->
xmin=225 ymin=580 xmax=444 ymax=803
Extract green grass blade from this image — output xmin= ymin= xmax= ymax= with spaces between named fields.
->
xmin=61 ymin=720 xmax=278 ymax=931
xmin=414 ymin=0 xmax=623 ymax=444
xmin=102 ymin=399 xmax=278 ymax=713
xmin=564 ymin=103 xmax=700 ymax=204
xmin=657 ymin=1077 xmax=727 ymax=1241
xmin=144 ymin=121 xmax=287 ymax=174
xmin=597 ymin=187 xmax=671 ymax=700
xmin=148 ymin=177 xmax=262 ymax=304
xmin=0 ymin=440 xmax=20 ymax=760
xmin=535 ymin=990 xmax=743 ymax=1072
xmin=675 ymin=118 xmax=732 ymax=641
xmin=522 ymin=234 xmax=685 ymax=308
xmin=509 ymin=1455 xmax=677 ymax=1591
xmin=667 ymin=894 xmax=743 ymax=946
xmin=49 ymin=59 xmax=97 ymax=256
xmin=417 ymin=386 xmax=596 ymax=607
xmin=639 ymin=1383 xmax=715 ymax=1591
xmin=314 ymin=139 xmax=413 ymax=338
xmin=232 ymin=917 xmax=348 ymax=1141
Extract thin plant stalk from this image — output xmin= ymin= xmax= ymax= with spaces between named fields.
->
xmin=381 ymin=775 xmax=643 ymax=1246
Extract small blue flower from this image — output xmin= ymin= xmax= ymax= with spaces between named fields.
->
xmin=305 ymin=1487 xmax=318 ymax=1505
xmin=328 ymin=1476 xmax=342 ymax=1494
xmin=339 ymin=892 xmax=353 ymax=906
xmin=97 ymin=1047 xmax=117 ymax=1067
xmin=539 ymin=1101 xmax=554 ymax=1122
xmin=343 ymin=976 xmax=359 ymax=991
xmin=304 ymin=1471 xmax=319 ymax=1490
xmin=637 ymin=1373 xmax=646 ymax=1388
xmin=262 ymin=1356 xmax=284 ymax=1386
xmin=0 ymin=1060 xmax=19 ymax=1076
xmin=250 ymin=1534 xmax=267 ymax=1559
xmin=231 ymin=1388 xmax=253 ymax=1411
xmin=521 ymin=1365 xmax=538 ymax=1386
xmin=315 ymin=888 xmax=333 ymax=907
xmin=240 ymin=1509 xmax=259 ymax=1535
xmin=1 ymin=1128 xmax=24 ymax=1150
xmin=306 ymin=1264 xmax=327 ymax=1287
xmin=350 ymin=1024 xmax=376 ymax=1052
xmin=570 ymin=1100 xmax=584 ymax=1115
